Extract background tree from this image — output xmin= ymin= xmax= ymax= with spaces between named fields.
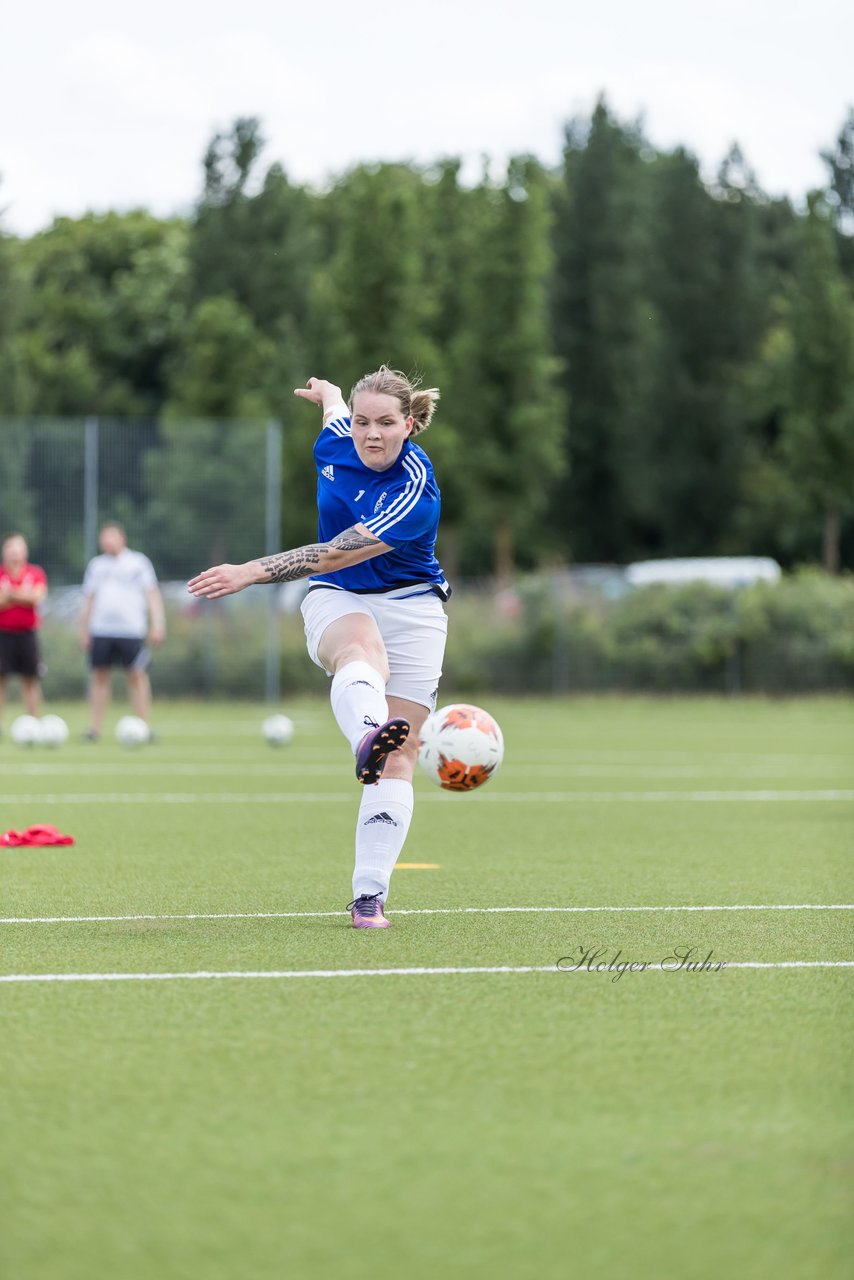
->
xmin=632 ymin=145 xmax=765 ymax=557
xmin=163 ymin=295 xmax=275 ymax=420
xmin=0 ymin=186 xmax=30 ymax=414
xmin=188 ymin=117 xmax=320 ymax=400
xmin=394 ymin=159 xmax=469 ymax=578
xmin=778 ymin=195 xmax=854 ymax=571
xmin=8 ymin=211 xmax=188 ymax=415
xmin=316 ymin=162 xmax=440 ymax=384
xmin=551 ymin=99 xmax=653 ymax=562
xmin=289 ymin=161 xmax=445 ymax=556
xmin=822 ymin=107 xmax=854 ymax=275
xmin=448 ymin=157 xmax=565 ymax=578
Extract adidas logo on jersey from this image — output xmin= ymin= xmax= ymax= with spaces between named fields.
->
xmin=322 ymin=465 xmax=334 ymax=480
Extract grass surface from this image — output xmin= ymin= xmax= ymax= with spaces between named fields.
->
xmin=1 ymin=695 xmax=852 ymax=1279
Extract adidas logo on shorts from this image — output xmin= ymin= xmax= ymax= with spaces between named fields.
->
xmin=321 ymin=465 xmax=334 ymax=480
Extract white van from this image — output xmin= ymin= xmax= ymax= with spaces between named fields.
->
xmin=625 ymin=557 xmax=782 ymax=589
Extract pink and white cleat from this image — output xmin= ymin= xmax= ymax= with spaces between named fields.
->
xmin=348 ymin=893 xmax=390 ymax=929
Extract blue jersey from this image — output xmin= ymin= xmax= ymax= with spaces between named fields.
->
xmin=311 ymin=412 xmax=449 ymax=598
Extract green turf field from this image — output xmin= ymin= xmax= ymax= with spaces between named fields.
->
xmin=1 ymin=696 xmax=852 ymax=1280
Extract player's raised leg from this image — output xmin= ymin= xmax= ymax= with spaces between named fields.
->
xmin=349 ymin=696 xmax=427 ymax=928
xmin=319 ymin=612 xmax=410 ymax=784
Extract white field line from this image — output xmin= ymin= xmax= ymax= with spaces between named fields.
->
xmin=1 ymin=961 xmax=853 ymax=985
xmin=3 ymin=904 xmax=853 ymax=925
xmin=2 ymin=789 xmax=852 ymax=804
xmin=15 ymin=743 xmax=849 ymax=762
xmin=377 ymin=745 xmax=854 ymax=759
xmin=1 ymin=762 xmax=849 ymax=779
xmin=131 ymin=723 xmax=326 ymax=737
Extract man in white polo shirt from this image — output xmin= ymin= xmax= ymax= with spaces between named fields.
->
xmin=80 ymin=522 xmax=166 ymax=741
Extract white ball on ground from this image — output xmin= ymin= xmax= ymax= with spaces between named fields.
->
xmin=115 ymin=716 xmax=151 ymax=747
xmin=263 ymin=714 xmax=295 ymax=747
xmin=39 ymin=715 xmax=69 ymax=747
xmin=11 ymin=714 xmax=43 ymax=746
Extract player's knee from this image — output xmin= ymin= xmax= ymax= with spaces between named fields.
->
xmin=333 ymin=641 xmax=390 ymax=684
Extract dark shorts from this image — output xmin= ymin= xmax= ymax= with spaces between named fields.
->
xmin=89 ymin=636 xmax=150 ymax=671
xmin=0 ymin=630 xmax=42 ymax=679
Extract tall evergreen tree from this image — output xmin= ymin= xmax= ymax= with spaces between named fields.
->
xmin=551 ymin=99 xmax=652 ymax=561
xmin=317 ymin=162 xmax=440 ymax=385
xmin=635 ymin=146 xmax=762 ymax=555
xmin=189 ymin=119 xmax=320 ymax=407
xmin=449 ymin=158 xmax=565 ymax=577
xmin=407 ymin=160 xmax=471 ymax=578
xmin=191 ymin=122 xmax=317 ymax=324
xmin=780 ymin=195 xmax=854 ymax=571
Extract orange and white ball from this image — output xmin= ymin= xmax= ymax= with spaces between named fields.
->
xmin=417 ymin=703 xmax=504 ymax=792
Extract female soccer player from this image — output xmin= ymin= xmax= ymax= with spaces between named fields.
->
xmin=188 ymin=368 xmax=449 ymax=930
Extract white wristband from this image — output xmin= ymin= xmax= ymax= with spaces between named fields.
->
xmin=323 ymin=400 xmax=349 ymax=421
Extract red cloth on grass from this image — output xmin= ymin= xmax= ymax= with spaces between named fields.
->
xmin=1 ymin=825 xmax=75 ymax=847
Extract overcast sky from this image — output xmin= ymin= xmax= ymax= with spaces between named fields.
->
xmin=2 ymin=0 xmax=851 ymax=235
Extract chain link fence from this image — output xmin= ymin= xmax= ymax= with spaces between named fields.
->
xmin=1 ymin=416 xmax=287 ymax=701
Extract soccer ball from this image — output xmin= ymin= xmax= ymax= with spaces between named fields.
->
xmin=115 ymin=716 xmax=150 ymax=747
xmin=263 ymin=714 xmax=295 ymax=747
xmin=39 ymin=715 xmax=69 ymax=748
xmin=10 ymin=714 xmax=42 ymax=746
xmin=417 ymin=703 xmax=504 ymax=792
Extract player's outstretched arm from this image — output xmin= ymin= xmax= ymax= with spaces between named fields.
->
xmin=187 ymin=525 xmax=390 ymax=600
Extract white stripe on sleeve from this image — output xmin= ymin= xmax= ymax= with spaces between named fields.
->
xmin=364 ymin=455 xmax=428 ymax=538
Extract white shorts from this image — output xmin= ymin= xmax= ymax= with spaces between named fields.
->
xmin=300 ymin=585 xmax=448 ymax=711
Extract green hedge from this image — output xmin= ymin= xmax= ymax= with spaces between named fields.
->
xmin=442 ymin=570 xmax=854 ymax=694
xmin=34 ymin=570 xmax=854 ymax=700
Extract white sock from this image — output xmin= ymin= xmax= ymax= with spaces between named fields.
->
xmin=330 ymin=661 xmax=389 ymax=755
xmin=352 ymin=778 xmax=414 ymax=902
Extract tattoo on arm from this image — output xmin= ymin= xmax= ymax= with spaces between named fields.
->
xmin=259 ymin=547 xmax=323 ymax=582
xmin=259 ymin=527 xmax=381 ymax=583
xmin=328 ymin=528 xmax=380 ymax=552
